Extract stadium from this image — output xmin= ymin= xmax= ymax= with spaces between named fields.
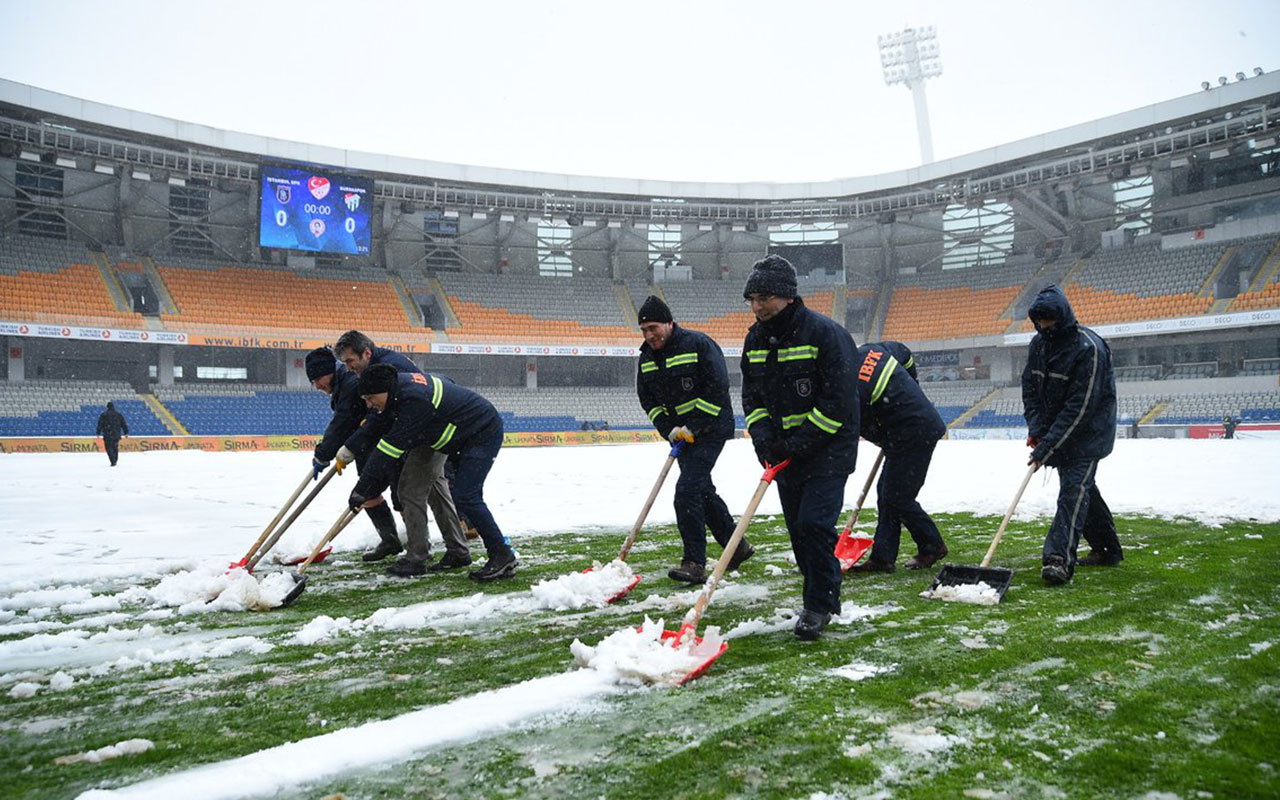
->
xmin=1 ymin=26 xmax=1279 ymax=800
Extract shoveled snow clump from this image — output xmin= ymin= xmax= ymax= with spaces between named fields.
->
xmin=148 ymin=565 xmax=296 ymax=612
xmin=920 ymin=581 xmax=1002 ymax=606
xmin=54 ymin=738 xmax=153 ymax=765
xmin=571 ymin=616 xmax=723 ymax=686
xmin=529 ymin=559 xmax=638 ymax=610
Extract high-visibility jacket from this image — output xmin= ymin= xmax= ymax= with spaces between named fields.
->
xmin=354 ymin=373 xmax=502 ymax=498
xmin=636 ymin=324 xmax=734 ymax=443
xmin=343 ymin=349 xmax=423 ymax=459
xmin=741 ymin=297 xmax=859 ymax=480
xmin=855 ymin=342 xmax=945 ymax=451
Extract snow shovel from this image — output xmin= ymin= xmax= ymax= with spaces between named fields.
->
xmin=279 ymin=507 xmax=360 ymax=608
xmin=229 ymin=467 xmax=314 ymax=571
xmin=927 ymin=463 xmax=1038 ymax=602
xmin=666 ymin=458 xmax=790 ymax=685
xmin=835 ymin=449 xmax=884 ymax=570
xmin=588 ymin=441 xmax=684 ymax=603
xmin=242 ymin=466 xmax=339 ymax=573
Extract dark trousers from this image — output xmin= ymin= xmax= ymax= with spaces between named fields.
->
xmin=674 ymin=438 xmax=736 ymax=564
xmin=869 ymin=441 xmax=945 ymax=565
xmin=103 ymin=437 xmax=120 ymax=466
xmin=450 ymin=425 xmax=509 ymax=558
xmin=777 ymin=472 xmax=849 ymax=615
xmin=1043 ymin=459 xmax=1121 ymax=570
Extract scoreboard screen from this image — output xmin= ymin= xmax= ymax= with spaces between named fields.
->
xmin=258 ymin=164 xmax=372 ymax=255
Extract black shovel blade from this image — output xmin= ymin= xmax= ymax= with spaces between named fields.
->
xmin=278 ymin=574 xmax=308 ymax=608
xmin=928 ymin=563 xmax=1014 ymax=600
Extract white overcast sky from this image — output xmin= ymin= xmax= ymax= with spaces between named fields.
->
xmin=0 ymin=0 xmax=1276 ymax=184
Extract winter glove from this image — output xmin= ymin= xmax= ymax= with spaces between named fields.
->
xmin=347 ymin=489 xmax=367 ymax=513
xmin=767 ymin=437 xmax=792 ymax=466
xmin=752 ymin=432 xmax=775 ymax=467
xmin=311 ymin=457 xmax=328 ymax=481
xmin=668 ymin=425 xmax=695 ymax=444
xmin=335 ymin=445 xmax=355 ymax=475
xmin=1025 ymin=435 xmax=1040 ymax=448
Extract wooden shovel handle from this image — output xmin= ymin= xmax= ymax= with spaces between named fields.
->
xmin=981 ymin=463 xmax=1038 ymax=568
xmin=841 ymin=449 xmax=884 ymax=535
xmin=617 ymin=443 xmax=682 ymax=563
xmin=239 ymin=467 xmax=313 ymax=565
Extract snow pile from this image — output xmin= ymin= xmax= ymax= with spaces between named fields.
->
xmin=888 ymin=723 xmax=965 ymax=755
xmin=831 ymin=660 xmax=894 ymax=682
xmin=1 ymin=586 xmax=93 ymax=611
xmin=9 ymin=681 xmax=39 ymax=698
xmin=570 ymin=616 xmax=724 ymax=686
xmin=54 ymin=738 xmax=153 ymax=766
xmin=293 ymin=615 xmax=351 ymax=646
xmin=920 ymin=581 xmax=1002 ymax=606
xmin=49 ymin=670 xmax=76 ymax=691
xmin=529 ymin=560 xmax=638 ymax=610
xmin=148 ymin=565 xmax=293 ymax=613
xmin=724 ymin=602 xmax=901 ymax=639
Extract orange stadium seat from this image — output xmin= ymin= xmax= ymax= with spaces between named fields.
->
xmin=157 ymin=265 xmax=418 ymax=334
xmin=0 ymin=263 xmax=143 ymax=325
xmin=447 ymin=299 xmax=634 ymax=343
xmin=882 ymin=286 xmax=1020 ymax=340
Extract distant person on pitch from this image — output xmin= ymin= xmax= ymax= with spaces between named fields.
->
xmin=634 ymin=295 xmax=748 ymax=584
xmin=95 ymin=401 xmax=129 ymax=467
xmin=846 ymin=341 xmax=949 ymax=574
xmin=1022 ymin=285 xmax=1123 ymax=585
xmin=1222 ymin=414 xmax=1239 ymax=439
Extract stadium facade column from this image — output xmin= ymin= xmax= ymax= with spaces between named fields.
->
xmin=157 ymin=345 xmax=175 ymax=386
xmin=525 ymin=356 xmax=538 ymax=389
xmin=285 ymin=350 xmax=309 ymax=389
xmin=6 ymin=338 xmax=24 ymax=382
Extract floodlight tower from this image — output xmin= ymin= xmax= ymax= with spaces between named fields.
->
xmin=878 ymin=25 xmax=942 ymax=164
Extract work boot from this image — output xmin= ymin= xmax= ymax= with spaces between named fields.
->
xmin=904 ymin=545 xmax=949 ymax=570
xmin=386 ymin=557 xmax=428 ymax=578
xmin=1041 ymin=555 xmax=1072 ymax=586
xmin=426 ymin=551 xmax=474 ymax=572
xmin=668 ymin=560 xmax=707 ymax=584
xmin=469 ymin=547 xmax=518 ymax=582
xmin=362 ymin=540 xmax=404 ymax=562
xmin=726 ymin=541 xmax=756 ymax=572
xmin=793 ymin=609 xmax=831 ymax=641
xmin=848 ymin=558 xmax=895 ymax=574
xmin=1077 ymin=549 xmax=1123 ymax=566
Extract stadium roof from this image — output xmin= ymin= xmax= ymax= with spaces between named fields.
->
xmin=2 ymin=74 xmax=1279 ymax=202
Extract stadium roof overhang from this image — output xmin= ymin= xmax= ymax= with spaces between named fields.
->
xmin=1 ymin=75 xmax=1278 ymax=220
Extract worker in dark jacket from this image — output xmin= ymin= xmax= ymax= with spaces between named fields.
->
xmin=350 ymin=365 xmax=517 ymax=581
xmin=1022 ymin=285 xmax=1123 ymax=584
xmin=332 ymin=333 xmax=471 ymax=575
xmin=95 ymin=401 xmax=128 ymax=466
xmin=878 ymin=340 xmax=918 ymax=381
xmin=847 ymin=342 xmax=949 ymax=574
xmin=741 ymin=255 xmax=859 ymax=640
xmin=635 ymin=295 xmax=748 ymax=583
xmin=305 ymin=347 xmax=405 ymax=568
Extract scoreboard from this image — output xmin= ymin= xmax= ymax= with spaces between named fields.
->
xmin=258 ymin=164 xmax=372 ymax=255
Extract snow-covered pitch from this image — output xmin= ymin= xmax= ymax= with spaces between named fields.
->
xmin=2 ymin=438 xmax=1277 ymax=798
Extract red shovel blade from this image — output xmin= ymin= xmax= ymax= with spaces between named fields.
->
xmin=281 ymin=547 xmax=332 ymax=566
xmin=836 ymin=531 xmax=874 ymax=572
xmin=581 ymin=566 xmax=643 ymax=604
xmin=662 ymin=623 xmax=730 ymax=685
xmin=226 ymin=557 xmax=249 ymax=574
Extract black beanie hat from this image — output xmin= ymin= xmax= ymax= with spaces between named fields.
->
xmin=637 ymin=295 xmax=673 ymax=325
xmin=304 ymin=347 xmax=337 ymax=381
xmin=743 ymin=254 xmax=798 ymax=299
xmin=357 ymin=363 xmax=399 ymax=396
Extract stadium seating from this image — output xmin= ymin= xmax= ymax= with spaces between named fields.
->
xmin=0 ymin=380 xmax=168 ymax=436
xmin=156 ymin=262 xmax=419 ymax=335
xmin=919 ymin=381 xmax=993 ymax=426
xmin=440 ymin=273 xmax=634 ymax=342
xmin=628 ymin=281 xmax=835 ymax=346
xmin=153 ymin=384 xmax=331 ymax=436
xmin=882 ymin=262 xmax=1036 ymax=341
xmin=1153 ymin=390 xmax=1280 ymax=424
xmin=0 ymin=235 xmax=142 ymax=326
